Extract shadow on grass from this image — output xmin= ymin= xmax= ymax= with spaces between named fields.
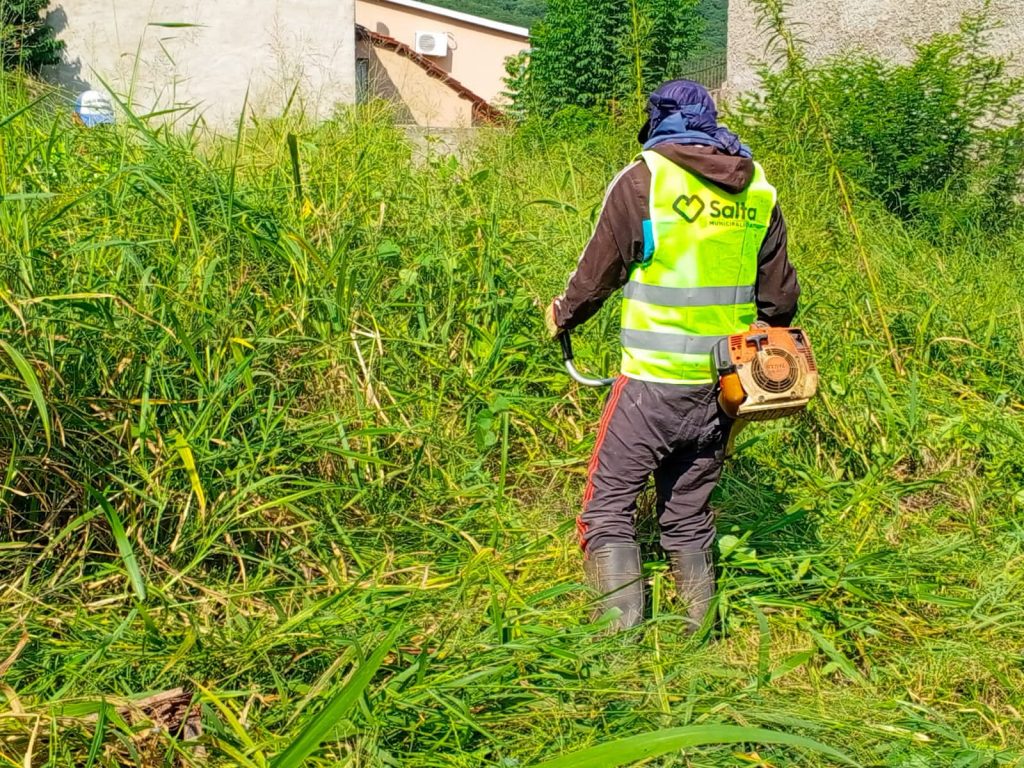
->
xmin=632 ymin=454 xmax=821 ymax=562
xmin=714 ymin=456 xmax=823 ymax=556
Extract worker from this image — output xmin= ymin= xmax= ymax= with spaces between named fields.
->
xmin=546 ymin=80 xmax=800 ymax=632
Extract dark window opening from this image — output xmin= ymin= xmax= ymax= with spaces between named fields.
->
xmin=356 ymin=58 xmax=369 ymax=103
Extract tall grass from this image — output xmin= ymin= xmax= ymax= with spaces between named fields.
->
xmin=1 ymin=48 xmax=1023 ymax=767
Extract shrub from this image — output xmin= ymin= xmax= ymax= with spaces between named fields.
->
xmin=512 ymin=0 xmax=704 ymax=118
xmin=741 ymin=13 xmax=1024 ymax=232
xmin=1 ymin=0 xmax=63 ymax=72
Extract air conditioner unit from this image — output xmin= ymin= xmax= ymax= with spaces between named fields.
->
xmin=414 ymin=31 xmax=448 ymax=57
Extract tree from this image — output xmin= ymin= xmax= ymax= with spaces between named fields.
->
xmin=514 ymin=0 xmax=704 ymax=118
xmin=1 ymin=0 xmax=64 ymax=72
xmin=429 ymin=0 xmax=546 ymax=29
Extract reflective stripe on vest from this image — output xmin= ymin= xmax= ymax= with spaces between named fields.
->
xmin=622 ymin=283 xmax=756 ymax=307
xmin=620 ymin=329 xmax=725 ymax=355
xmin=620 ymin=151 xmax=777 ymax=384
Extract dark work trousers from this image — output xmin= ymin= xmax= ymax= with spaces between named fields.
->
xmin=577 ymin=376 xmax=733 ymax=555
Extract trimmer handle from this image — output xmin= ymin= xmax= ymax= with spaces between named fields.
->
xmin=559 ymin=330 xmax=616 ymax=387
xmin=745 ymin=333 xmax=770 ymax=352
xmin=559 ymin=332 xmax=574 ymax=362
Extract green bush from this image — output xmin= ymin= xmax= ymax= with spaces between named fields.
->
xmin=1 ymin=0 xmax=63 ymax=72
xmin=429 ymin=0 xmax=546 ymax=28
xmin=742 ymin=13 xmax=1024 ymax=233
xmin=512 ymin=0 xmax=704 ymax=118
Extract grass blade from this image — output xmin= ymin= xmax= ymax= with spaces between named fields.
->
xmin=0 ymin=90 xmax=50 ymax=130
xmin=270 ymin=625 xmax=401 ymax=768
xmin=84 ymin=702 xmax=109 ymax=768
xmin=529 ymin=725 xmax=860 ymax=768
xmin=89 ymin=486 xmax=147 ymax=601
xmin=171 ymin=430 xmax=207 ymax=514
xmin=0 ymin=340 xmax=51 ymax=447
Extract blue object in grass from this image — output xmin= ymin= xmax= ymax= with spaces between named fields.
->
xmin=74 ymin=90 xmax=115 ymax=127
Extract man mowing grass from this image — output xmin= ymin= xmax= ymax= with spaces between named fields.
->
xmin=546 ymin=80 xmax=800 ymax=632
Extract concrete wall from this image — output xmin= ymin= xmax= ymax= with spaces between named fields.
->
xmin=43 ymin=0 xmax=356 ymax=128
xmin=355 ymin=0 xmax=528 ymax=104
xmin=727 ymin=0 xmax=1024 ymax=94
xmin=355 ymin=38 xmax=474 ymax=126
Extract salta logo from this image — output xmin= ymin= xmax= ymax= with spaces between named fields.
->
xmin=672 ymin=194 xmax=705 ymax=222
xmin=673 ymin=194 xmax=758 ymax=223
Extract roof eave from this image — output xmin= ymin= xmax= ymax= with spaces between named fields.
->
xmin=356 ymin=25 xmax=505 ymax=124
xmin=363 ymin=0 xmax=529 ymax=39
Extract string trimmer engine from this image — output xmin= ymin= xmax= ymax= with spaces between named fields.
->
xmin=712 ymin=327 xmax=818 ymax=420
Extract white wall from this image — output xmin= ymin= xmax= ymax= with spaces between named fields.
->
xmin=727 ymin=0 xmax=1024 ymax=94
xmin=44 ymin=0 xmax=356 ymax=129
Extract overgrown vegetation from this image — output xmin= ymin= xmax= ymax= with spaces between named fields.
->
xmin=696 ymin=0 xmax=728 ymax=52
xmin=2 ymin=5 xmax=1024 ymax=767
xmin=742 ymin=11 xmax=1024 ymax=233
xmin=508 ymin=0 xmax=705 ymax=118
xmin=0 ymin=0 xmax=63 ymax=72
xmin=430 ymin=0 xmax=547 ymax=28
xmin=436 ymin=0 xmax=727 ymax=51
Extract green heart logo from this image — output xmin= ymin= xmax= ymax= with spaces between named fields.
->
xmin=673 ymin=194 xmax=705 ymax=222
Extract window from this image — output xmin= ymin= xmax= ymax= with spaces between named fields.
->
xmin=356 ymin=58 xmax=369 ymax=103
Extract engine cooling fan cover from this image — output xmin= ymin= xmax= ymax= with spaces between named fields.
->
xmin=713 ymin=326 xmax=819 ymax=421
xmin=751 ymin=347 xmax=800 ymax=393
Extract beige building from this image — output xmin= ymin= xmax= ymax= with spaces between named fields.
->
xmin=43 ymin=0 xmax=357 ymax=128
xmin=727 ymin=0 xmax=1024 ymax=93
xmin=356 ymin=27 xmax=502 ymax=126
xmin=355 ymin=0 xmax=529 ymax=125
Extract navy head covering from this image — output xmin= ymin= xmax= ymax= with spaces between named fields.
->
xmin=638 ymin=79 xmax=751 ymax=158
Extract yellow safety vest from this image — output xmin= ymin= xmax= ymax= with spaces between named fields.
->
xmin=620 ymin=150 xmax=777 ymax=384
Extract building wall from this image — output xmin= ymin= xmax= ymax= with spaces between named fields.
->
xmin=355 ymin=0 xmax=528 ymax=105
xmin=727 ymin=0 xmax=1024 ymax=94
xmin=43 ymin=0 xmax=356 ymax=128
xmin=355 ymin=38 xmax=474 ymax=126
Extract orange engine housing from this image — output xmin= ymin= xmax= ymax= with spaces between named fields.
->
xmin=713 ymin=327 xmax=818 ymax=421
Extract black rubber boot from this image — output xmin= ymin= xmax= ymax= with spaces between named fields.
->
xmin=667 ymin=549 xmax=715 ymax=633
xmin=583 ymin=543 xmax=645 ymax=630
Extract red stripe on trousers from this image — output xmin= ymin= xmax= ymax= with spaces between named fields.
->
xmin=578 ymin=375 xmax=627 ymax=552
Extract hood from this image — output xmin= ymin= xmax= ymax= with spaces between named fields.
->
xmin=650 ymin=144 xmax=754 ymax=194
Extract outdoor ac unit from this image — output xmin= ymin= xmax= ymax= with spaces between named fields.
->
xmin=414 ymin=31 xmax=448 ymax=57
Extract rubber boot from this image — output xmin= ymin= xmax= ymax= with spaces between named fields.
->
xmin=583 ymin=543 xmax=645 ymax=631
xmin=667 ymin=549 xmax=715 ymax=633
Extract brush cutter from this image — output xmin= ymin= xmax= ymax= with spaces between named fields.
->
xmin=560 ymin=326 xmax=819 ymax=419
xmin=713 ymin=326 xmax=819 ymax=455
